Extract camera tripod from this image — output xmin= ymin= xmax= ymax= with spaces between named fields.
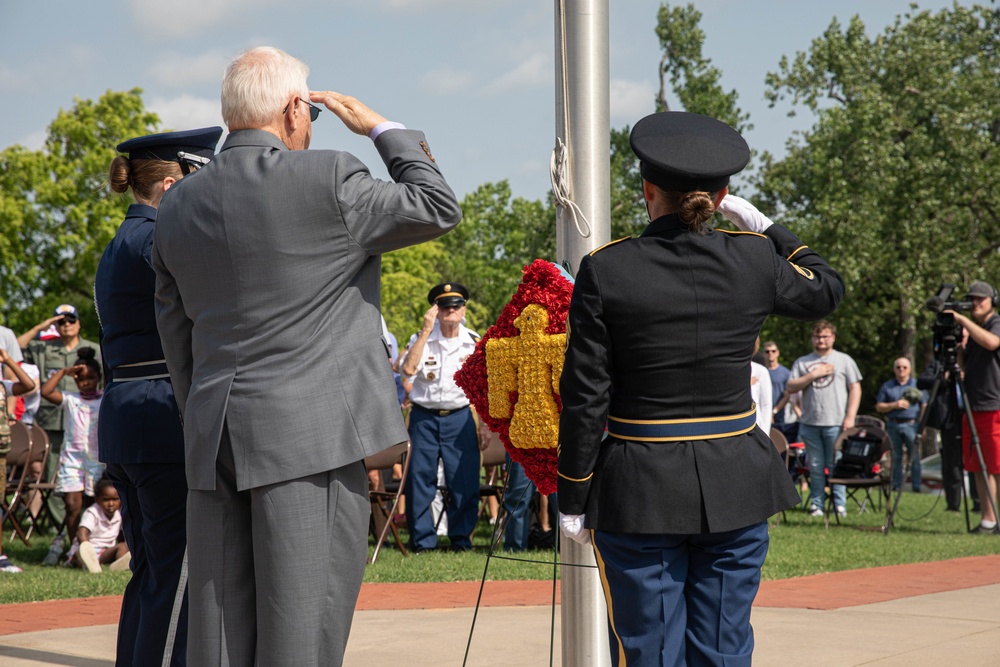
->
xmin=883 ymin=358 xmax=1000 ymax=535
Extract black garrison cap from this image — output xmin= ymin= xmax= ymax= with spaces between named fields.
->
xmin=116 ymin=127 xmax=224 ymax=166
xmin=630 ymin=112 xmax=749 ymax=192
xmin=427 ymin=282 xmax=470 ymax=307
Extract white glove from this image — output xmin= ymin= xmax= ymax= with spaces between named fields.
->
xmin=559 ymin=513 xmax=591 ymax=545
xmin=717 ymin=194 xmax=774 ymax=234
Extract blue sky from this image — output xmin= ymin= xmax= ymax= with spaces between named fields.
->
xmin=0 ymin=0 xmax=968 ymax=202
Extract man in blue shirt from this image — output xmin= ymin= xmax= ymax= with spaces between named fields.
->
xmin=762 ymin=340 xmax=796 ymax=442
xmin=875 ymin=357 xmax=927 ymax=492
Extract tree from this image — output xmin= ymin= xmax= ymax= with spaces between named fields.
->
xmin=380 ymin=241 xmax=449 ymax=342
xmin=0 ymin=89 xmax=160 ymax=338
xmin=381 ymin=181 xmax=556 ymax=341
xmin=609 ymin=3 xmax=755 ymax=241
xmin=756 ymin=4 xmax=1000 ymax=395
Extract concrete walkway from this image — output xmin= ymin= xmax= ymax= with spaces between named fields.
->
xmin=2 ymin=555 xmax=1000 ymax=666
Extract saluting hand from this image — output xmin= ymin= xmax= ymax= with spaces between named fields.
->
xmin=310 ymin=91 xmax=388 ymax=137
xmin=421 ymin=305 xmax=439 ymax=333
xmin=717 ymin=194 xmax=774 ymax=234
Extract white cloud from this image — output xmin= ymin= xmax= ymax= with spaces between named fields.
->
xmin=128 ymin=0 xmax=280 ymax=38
xmin=146 ymin=50 xmax=231 ymax=88
xmin=14 ymin=129 xmax=47 ymax=151
xmin=382 ymin=0 xmax=467 ymax=8
xmin=483 ymin=52 xmax=551 ymax=95
xmin=609 ymin=79 xmax=655 ymax=123
xmin=420 ymin=66 xmax=475 ymax=94
xmin=148 ymin=95 xmax=226 ymax=135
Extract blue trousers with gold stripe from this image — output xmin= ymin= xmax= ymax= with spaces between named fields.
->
xmin=591 ymin=522 xmax=769 ymax=667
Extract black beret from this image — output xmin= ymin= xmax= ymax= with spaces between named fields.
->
xmin=117 ymin=127 xmax=224 ymax=165
xmin=428 ymin=282 xmax=469 ymax=307
xmin=630 ymin=112 xmax=749 ymax=192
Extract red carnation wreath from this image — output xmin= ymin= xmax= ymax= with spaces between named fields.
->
xmin=455 ymin=259 xmax=574 ymax=496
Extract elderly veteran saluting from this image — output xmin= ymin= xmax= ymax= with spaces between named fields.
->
xmin=557 ymin=112 xmax=844 ymax=666
xmin=399 ymin=282 xmax=482 ymax=553
xmin=152 ymin=46 xmax=462 ymax=665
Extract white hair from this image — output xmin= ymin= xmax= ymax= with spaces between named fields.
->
xmin=222 ymin=46 xmax=310 ymax=130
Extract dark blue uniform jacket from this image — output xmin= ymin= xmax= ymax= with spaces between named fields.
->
xmin=95 ymin=204 xmax=184 ymax=464
xmin=558 ymin=215 xmax=844 ymax=534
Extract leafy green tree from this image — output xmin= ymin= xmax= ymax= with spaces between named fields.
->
xmin=382 ymin=181 xmax=556 ymax=341
xmin=654 ymin=3 xmax=751 ymax=133
xmin=610 ymin=3 xmax=755 ymax=241
xmin=0 ymin=89 xmax=159 ymax=338
xmin=439 ymin=181 xmax=557 ymax=331
xmin=756 ymin=4 xmax=1000 ymax=395
xmin=381 ymin=241 xmax=449 ymax=342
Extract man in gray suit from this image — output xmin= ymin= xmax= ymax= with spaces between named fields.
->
xmin=152 ymin=46 xmax=463 ymax=665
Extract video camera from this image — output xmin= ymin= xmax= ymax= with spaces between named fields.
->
xmin=925 ymin=284 xmax=969 ymax=364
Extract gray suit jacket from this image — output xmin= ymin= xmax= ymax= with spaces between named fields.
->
xmin=152 ymin=128 xmax=462 ymax=491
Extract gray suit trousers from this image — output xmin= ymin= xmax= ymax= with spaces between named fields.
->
xmin=187 ymin=426 xmax=369 ymax=666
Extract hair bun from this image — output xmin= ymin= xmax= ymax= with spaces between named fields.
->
xmin=76 ymin=347 xmax=96 ymax=361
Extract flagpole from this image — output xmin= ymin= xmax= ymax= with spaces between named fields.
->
xmin=553 ymin=0 xmax=611 ymax=665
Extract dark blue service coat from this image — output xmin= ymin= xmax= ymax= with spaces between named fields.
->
xmin=95 ymin=203 xmax=184 ymax=464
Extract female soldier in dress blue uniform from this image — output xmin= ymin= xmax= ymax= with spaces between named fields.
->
xmin=557 ymin=112 xmax=845 ymax=666
xmin=95 ymin=127 xmax=222 ymax=666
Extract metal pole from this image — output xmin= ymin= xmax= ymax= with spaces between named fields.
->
xmin=554 ymin=0 xmax=611 ymax=665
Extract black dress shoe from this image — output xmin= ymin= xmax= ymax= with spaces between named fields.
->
xmin=448 ymin=544 xmax=472 ymax=553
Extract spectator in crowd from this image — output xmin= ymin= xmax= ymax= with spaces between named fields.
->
xmin=751 ymin=337 xmax=773 ymax=435
xmin=0 ymin=323 xmax=23 ymax=383
xmin=558 ymin=112 xmax=843 ymax=666
xmin=18 ymin=304 xmax=102 ymax=532
xmin=96 ymin=126 xmax=222 ymax=666
xmin=0 ymin=348 xmax=36 ymax=573
xmin=763 ymin=340 xmax=798 ymax=443
xmin=151 ymin=46 xmax=461 ymax=664
xmin=399 ymin=283 xmax=483 ymax=552
xmin=787 ymin=320 xmax=862 ymax=517
xmin=39 ymin=347 xmax=104 ymax=556
xmin=949 ymin=281 xmax=1000 ymax=533
xmin=875 ymin=357 xmax=927 ymax=492
xmin=64 ymin=478 xmax=130 ymax=573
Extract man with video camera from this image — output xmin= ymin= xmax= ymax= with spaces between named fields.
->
xmin=947 ymin=281 xmax=1000 ymax=534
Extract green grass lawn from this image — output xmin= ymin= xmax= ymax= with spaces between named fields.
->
xmin=1 ymin=493 xmax=996 ymax=604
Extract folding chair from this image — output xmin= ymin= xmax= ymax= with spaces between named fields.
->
xmin=365 ymin=440 xmax=410 ymax=564
xmin=2 ymin=422 xmax=35 ymax=545
xmin=478 ymin=429 xmax=508 ymax=516
xmin=825 ymin=426 xmax=891 ymax=523
xmin=854 ymin=415 xmax=886 ymax=431
xmin=22 ymin=424 xmax=57 ymax=539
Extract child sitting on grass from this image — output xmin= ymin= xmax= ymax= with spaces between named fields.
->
xmin=0 ymin=348 xmax=36 ymax=574
xmin=40 ymin=347 xmax=105 ymax=560
xmin=65 ymin=478 xmax=129 ymax=573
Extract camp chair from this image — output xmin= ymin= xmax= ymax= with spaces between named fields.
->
xmin=854 ymin=415 xmax=886 ymax=431
xmin=23 ymin=424 xmax=58 ymax=539
xmin=825 ymin=426 xmax=891 ymax=524
xmin=2 ymin=422 xmax=35 ymax=545
xmin=365 ymin=440 xmax=410 ymax=564
xmin=478 ymin=429 xmax=508 ymax=517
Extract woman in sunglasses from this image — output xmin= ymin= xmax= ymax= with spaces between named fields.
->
xmin=94 ymin=127 xmax=222 ymax=667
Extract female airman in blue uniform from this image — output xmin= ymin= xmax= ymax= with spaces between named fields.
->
xmin=95 ymin=127 xmax=221 ymax=666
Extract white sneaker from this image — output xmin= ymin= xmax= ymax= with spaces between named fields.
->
xmin=836 ymin=506 xmax=847 ymax=518
xmin=78 ymin=542 xmax=102 ymax=573
xmin=808 ymin=507 xmax=824 ymax=517
xmin=109 ymin=553 xmax=131 ymax=572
